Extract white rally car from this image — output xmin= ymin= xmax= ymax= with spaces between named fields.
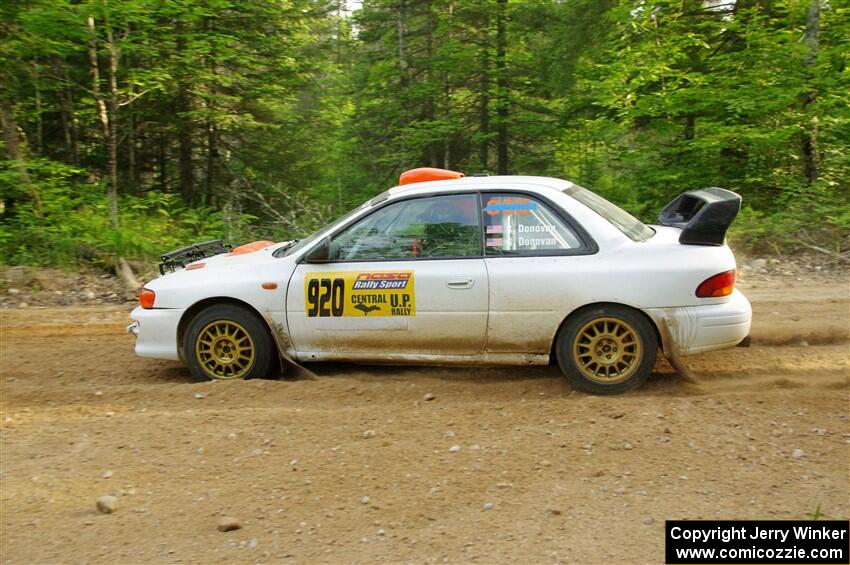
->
xmin=128 ymin=168 xmax=751 ymax=394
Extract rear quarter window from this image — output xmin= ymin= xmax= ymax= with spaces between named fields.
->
xmin=481 ymin=193 xmax=583 ymax=255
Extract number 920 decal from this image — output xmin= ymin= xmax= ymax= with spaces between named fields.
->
xmin=305 ymin=271 xmax=416 ymax=317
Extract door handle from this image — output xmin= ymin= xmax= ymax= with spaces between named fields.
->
xmin=447 ymin=277 xmax=474 ymax=289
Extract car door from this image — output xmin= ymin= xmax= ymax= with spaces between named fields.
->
xmin=286 ymin=193 xmax=489 ymax=360
xmin=480 ymin=191 xmax=597 ymax=354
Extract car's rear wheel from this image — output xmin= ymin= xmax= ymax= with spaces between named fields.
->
xmin=184 ymin=304 xmax=276 ymax=382
xmin=555 ymin=306 xmax=657 ymax=394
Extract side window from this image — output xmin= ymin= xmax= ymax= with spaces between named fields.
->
xmin=482 ymin=193 xmax=582 ymax=255
xmin=330 ymin=194 xmax=482 ymax=261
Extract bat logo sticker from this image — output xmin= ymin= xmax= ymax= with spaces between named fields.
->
xmin=354 ymin=303 xmax=381 ymax=316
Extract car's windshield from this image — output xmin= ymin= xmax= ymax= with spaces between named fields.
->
xmin=273 ymin=199 xmax=373 ymax=258
xmin=564 ymin=184 xmax=654 ymax=242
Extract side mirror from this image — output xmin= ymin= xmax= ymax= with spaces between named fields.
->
xmin=304 ymin=237 xmax=331 ymax=263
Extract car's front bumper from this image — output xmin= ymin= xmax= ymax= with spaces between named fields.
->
xmin=128 ymin=306 xmax=185 ymax=361
xmin=645 ymin=289 xmax=752 ymax=356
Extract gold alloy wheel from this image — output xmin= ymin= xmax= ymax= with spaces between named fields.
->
xmin=194 ymin=320 xmax=255 ymax=380
xmin=572 ymin=317 xmax=642 ymax=384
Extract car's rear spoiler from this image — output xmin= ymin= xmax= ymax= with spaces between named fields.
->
xmin=657 ymin=187 xmax=741 ymax=246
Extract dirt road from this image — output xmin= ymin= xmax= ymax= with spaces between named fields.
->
xmin=1 ymin=277 xmax=848 ymax=564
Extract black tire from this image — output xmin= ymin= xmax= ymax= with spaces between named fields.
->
xmin=184 ymin=304 xmax=276 ymax=382
xmin=555 ymin=305 xmax=657 ymax=394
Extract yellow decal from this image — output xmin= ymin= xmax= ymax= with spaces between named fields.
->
xmin=304 ymin=271 xmax=415 ymax=317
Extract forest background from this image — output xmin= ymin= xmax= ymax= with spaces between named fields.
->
xmin=1 ymin=0 xmax=847 ymax=271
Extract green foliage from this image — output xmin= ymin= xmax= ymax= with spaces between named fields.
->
xmin=550 ymin=0 xmax=849 ymax=248
xmin=0 ymin=0 xmax=847 ymax=271
xmin=0 ymin=158 xmax=225 ymax=267
xmin=731 ymin=183 xmax=850 ymax=253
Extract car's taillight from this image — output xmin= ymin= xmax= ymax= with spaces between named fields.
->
xmin=139 ymin=289 xmax=156 ymax=309
xmin=696 ymin=269 xmax=736 ymax=298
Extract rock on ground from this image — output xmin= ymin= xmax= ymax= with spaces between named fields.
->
xmin=96 ymin=495 xmax=118 ymax=514
xmin=217 ymin=516 xmax=241 ymax=532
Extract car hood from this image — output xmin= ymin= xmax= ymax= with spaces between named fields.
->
xmin=145 ymin=242 xmax=296 ymax=308
xmin=163 ymin=240 xmax=293 ymax=273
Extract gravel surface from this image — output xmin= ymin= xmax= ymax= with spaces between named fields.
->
xmin=0 ymin=272 xmax=847 ymax=564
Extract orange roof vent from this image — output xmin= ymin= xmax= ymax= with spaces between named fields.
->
xmin=399 ymin=167 xmax=464 ymax=186
xmin=229 ymin=240 xmax=275 ymax=256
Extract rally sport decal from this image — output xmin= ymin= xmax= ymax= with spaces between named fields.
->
xmin=304 ymin=271 xmax=415 ymax=317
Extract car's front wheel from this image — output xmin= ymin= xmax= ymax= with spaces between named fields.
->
xmin=555 ymin=306 xmax=657 ymax=394
xmin=184 ymin=304 xmax=276 ymax=382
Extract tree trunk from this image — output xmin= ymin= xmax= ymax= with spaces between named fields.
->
xmin=87 ymin=15 xmax=119 ymax=230
xmin=479 ymin=21 xmax=490 ymax=171
xmin=118 ymin=257 xmax=141 ymax=290
xmin=424 ymin=0 xmax=438 ymax=167
xmin=57 ymin=88 xmax=74 ymax=161
xmin=176 ymin=20 xmax=194 ymax=203
xmin=88 ymin=15 xmax=138 ymax=288
xmin=87 ymin=17 xmax=110 ymax=147
xmin=177 ymin=94 xmax=194 ymax=202
xmin=684 ymin=114 xmax=695 ymax=140
xmin=804 ymin=0 xmax=820 ymax=64
xmin=159 ymin=131 xmax=168 ymax=191
xmin=336 ymin=0 xmax=344 ymax=65
xmin=54 ymin=57 xmax=79 ymax=163
xmin=801 ymin=0 xmax=820 ymax=185
xmin=0 ymin=100 xmax=30 ymax=183
xmin=105 ymin=24 xmax=120 ymax=228
xmin=0 ymin=98 xmax=40 ymax=218
xmin=397 ymin=0 xmax=408 ymax=85
xmin=128 ymin=107 xmax=137 ymax=192
xmin=205 ymin=119 xmax=218 ymax=206
xmin=32 ymin=62 xmax=43 ymax=155
xmin=125 ymin=47 xmax=138 ymax=193
xmin=203 ymin=16 xmax=218 ymax=206
xmin=441 ymin=2 xmax=452 ymax=169
xmin=495 ymin=0 xmax=509 ymax=175
xmin=396 ymin=0 xmax=409 ymax=168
